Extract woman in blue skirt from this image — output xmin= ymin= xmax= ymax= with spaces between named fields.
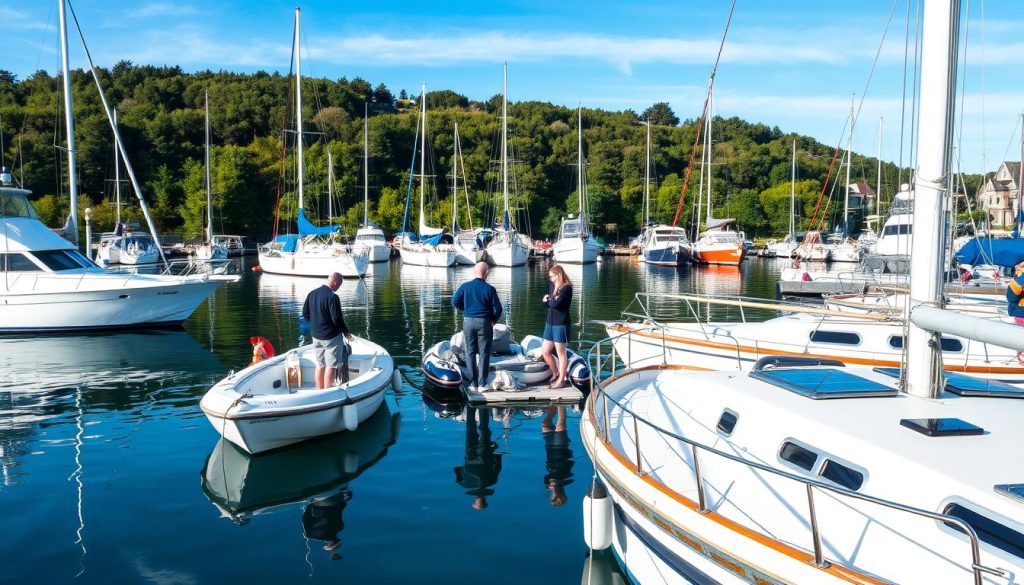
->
xmin=540 ymin=264 xmax=573 ymax=388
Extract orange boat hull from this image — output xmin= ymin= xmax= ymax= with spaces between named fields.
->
xmin=695 ymin=245 xmax=745 ymax=266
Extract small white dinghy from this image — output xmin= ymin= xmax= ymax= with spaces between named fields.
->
xmin=201 ymin=336 xmax=396 ymax=454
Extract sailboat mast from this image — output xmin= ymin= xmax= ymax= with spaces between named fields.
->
xmin=644 ymin=121 xmax=651 ymax=225
xmin=113 ymin=108 xmax=121 ymax=227
xmin=502 ymin=63 xmax=510 ymax=226
xmin=876 ymin=117 xmax=884 ymax=217
xmin=705 ymin=85 xmax=714 ymax=225
xmin=58 ymin=0 xmax=79 ymax=245
xmin=577 ymin=105 xmax=584 ymax=221
xmin=790 ymin=139 xmax=796 ymax=237
xmin=294 ymin=8 xmax=304 ymax=211
xmin=204 ymin=91 xmax=212 ymax=242
xmin=327 ymin=150 xmax=333 ymax=219
xmin=905 ymin=0 xmax=959 ymax=398
xmin=419 ymin=82 xmax=426 ymax=232
xmin=363 ymin=102 xmax=369 ymax=226
xmin=845 ymin=97 xmax=854 ymax=235
xmin=452 ymin=122 xmax=459 ymax=232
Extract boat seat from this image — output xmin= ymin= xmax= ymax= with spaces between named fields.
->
xmin=450 ymin=323 xmax=513 ymax=355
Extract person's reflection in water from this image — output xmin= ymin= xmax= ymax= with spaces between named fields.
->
xmin=454 ymin=406 xmax=503 ymax=510
xmin=541 ymin=405 xmax=575 ymax=507
xmin=302 ymin=488 xmax=353 ymax=560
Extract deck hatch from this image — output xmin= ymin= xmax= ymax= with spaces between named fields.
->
xmin=874 ymin=367 xmax=1024 ymax=398
xmin=995 ymin=484 xmax=1024 ymax=505
xmin=749 ymin=367 xmax=898 ymax=399
xmin=900 ymin=418 xmax=984 ymax=437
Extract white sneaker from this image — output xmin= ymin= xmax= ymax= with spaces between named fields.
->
xmin=478 ymin=383 xmax=492 ymax=392
xmin=467 ymin=384 xmax=478 ymax=393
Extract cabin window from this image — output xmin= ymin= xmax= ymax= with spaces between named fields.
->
xmin=30 ymin=250 xmax=84 ymax=272
xmin=943 ymin=503 xmax=1024 ymax=559
xmin=888 ymin=335 xmax=963 ymax=352
xmin=0 ymin=253 xmax=41 ymax=272
xmin=779 ymin=441 xmax=818 ymax=471
xmin=819 ymin=459 xmax=864 ymax=491
xmin=65 ymin=249 xmax=95 ymax=267
xmin=716 ymin=410 xmax=738 ymax=436
xmin=882 ymin=224 xmax=912 ymax=236
xmin=0 ymin=193 xmax=39 ymax=219
xmin=808 ymin=331 xmax=861 ymax=345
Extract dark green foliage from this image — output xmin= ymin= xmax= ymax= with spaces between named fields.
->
xmin=1 ymin=64 xmax=919 ymax=240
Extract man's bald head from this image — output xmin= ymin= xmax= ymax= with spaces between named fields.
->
xmin=327 ymin=272 xmax=343 ymax=289
xmin=473 ymin=262 xmax=489 ymax=279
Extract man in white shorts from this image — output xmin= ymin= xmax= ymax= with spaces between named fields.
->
xmin=302 ymin=272 xmax=353 ymax=388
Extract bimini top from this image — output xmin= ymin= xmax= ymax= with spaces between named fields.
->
xmin=0 ymin=187 xmax=76 ymax=253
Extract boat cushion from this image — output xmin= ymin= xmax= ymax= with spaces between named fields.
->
xmin=450 ymin=324 xmax=513 ymax=355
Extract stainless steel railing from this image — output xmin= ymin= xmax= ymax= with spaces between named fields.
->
xmin=585 ymin=332 xmax=1006 ymax=584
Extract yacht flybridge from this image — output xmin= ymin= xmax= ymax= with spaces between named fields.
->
xmin=581 ymin=1 xmax=1024 ymax=583
xmin=0 ymin=181 xmax=237 ymax=332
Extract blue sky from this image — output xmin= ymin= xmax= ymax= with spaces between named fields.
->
xmin=3 ymin=0 xmax=1023 ymax=172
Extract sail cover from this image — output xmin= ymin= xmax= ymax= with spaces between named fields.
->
xmin=955 ymin=237 xmax=1024 ymax=268
xmin=298 ymin=208 xmax=339 ymax=237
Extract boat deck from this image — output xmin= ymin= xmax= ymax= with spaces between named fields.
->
xmin=464 ymin=384 xmax=583 ymax=405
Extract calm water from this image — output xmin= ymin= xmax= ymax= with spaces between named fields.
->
xmin=0 ymin=255 xmax=787 ymax=584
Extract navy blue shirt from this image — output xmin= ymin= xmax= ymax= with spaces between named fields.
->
xmin=452 ymin=278 xmax=503 ymax=321
xmin=302 ymin=284 xmax=350 ymax=340
xmin=543 ymin=283 xmax=573 ymax=326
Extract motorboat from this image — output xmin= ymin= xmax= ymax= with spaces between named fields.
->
xmin=200 ymin=404 xmax=399 ymax=523
xmin=0 ymin=182 xmax=238 ymax=332
xmin=212 ymin=235 xmax=248 ymax=257
xmin=691 ymin=219 xmax=746 ymax=266
xmin=95 ymin=230 xmax=161 ymax=266
xmin=582 ymin=5 xmax=1024 ymax=581
xmin=200 ymin=335 xmax=397 ymax=454
xmin=421 ymin=324 xmax=590 ymax=391
xmin=639 ymin=225 xmax=691 ymax=266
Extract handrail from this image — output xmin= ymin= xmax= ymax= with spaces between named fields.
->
xmin=623 ymin=291 xmax=894 ymax=324
xmin=585 ymin=333 xmax=1004 ymax=585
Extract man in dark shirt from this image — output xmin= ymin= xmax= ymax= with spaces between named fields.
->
xmin=302 ymin=272 xmax=353 ymax=389
xmin=451 ymin=262 xmax=503 ymax=391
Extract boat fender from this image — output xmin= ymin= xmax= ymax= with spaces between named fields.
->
xmin=286 ymin=351 xmax=302 ymax=389
xmin=251 ymin=265 xmax=262 ymax=272
xmin=343 ymin=450 xmax=359 ymax=474
xmin=250 ymin=336 xmax=276 ymax=365
xmin=391 ymin=370 xmax=403 ymax=391
xmin=342 ymin=403 xmax=359 ymax=432
xmin=583 ymin=481 xmax=613 ymax=551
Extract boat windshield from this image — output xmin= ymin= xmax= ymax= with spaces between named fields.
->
xmin=0 ymin=191 xmax=39 ymax=219
xmin=29 ymin=249 xmax=93 ymax=272
xmin=356 ymin=233 xmax=386 ymax=243
xmin=654 ymin=230 xmax=686 ymax=243
xmin=560 ymin=220 xmax=582 ymax=239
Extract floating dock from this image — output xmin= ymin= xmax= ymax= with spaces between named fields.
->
xmin=464 ymin=384 xmax=583 ymax=405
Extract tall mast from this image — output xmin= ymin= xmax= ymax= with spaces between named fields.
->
xmin=577 ymin=104 xmax=584 ymax=219
xmin=790 ymin=139 xmax=796 ymax=237
xmin=419 ymin=82 xmax=426 ymax=232
xmin=644 ymin=120 xmax=651 ymax=225
xmin=452 ymin=122 xmax=459 ymax=232
xmin=705 ymin=85 xmax=714 ymax=225
xmin=58 ymin=0 xmax=79 ymax=245
xmin=876 ymin=117 xmax=884 ymax=217
xmin=204 ymin=91 xmax=212 ymax=242
xmin=502 ymin=63 xmax=510 ymax=227
xmin=294 ymin=8 xmax=304 ymax=211
xmin=845 ymin=96 xmax=854 ymax=235
xmin=113 ymin=108 xmax=121 ymax=227
xmin=363 ymin=102 xmax=369 ymax=226
xmin=905 ymin=0 xmax=959 ymax=398
xmin=327 ymin=149 xmax=333 ymax=219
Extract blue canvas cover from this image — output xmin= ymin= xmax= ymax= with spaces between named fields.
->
xmin=272 ymin=234 xmax=300 ymax=253
xmin=297 ymin=208 xmax=339 ymax=237
xmin=422 ymin=233 xmax=453 ymax=246
xmin=954 ymin=237 xmax=1024 ymax=268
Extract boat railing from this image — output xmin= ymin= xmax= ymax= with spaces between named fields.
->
xmin=8 ymin=259 xmax=233 ymax=292
xmin=585 ymin=335 xmax=1005 ymax=584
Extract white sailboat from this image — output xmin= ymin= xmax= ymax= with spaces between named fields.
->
xmin=484 ymin=64 xmax=530 ymax=267
xmin=829 ymin=100 xmax=865 ymax=263
xmin=398 ymin=83 xmax=457 ymax=268
xmin=354 ymin=104 xmax=392 ymax=263
xmin=638 ymin=121 xmax=691 ymax=266
xmin=0 ymin=0 xmax=238 ymax=332
xmin=258 ymin=9 xmax=369 ymax=279
xmin=193 ymin=91 xmax=228 ymax=261
xmin=764 ymin=140 xmax=800 ymax=258
xmin=450 ymin=122 xmax=482 ymax=265
xmin=583 ymin=3 xmax=1024 ymax=583
xmin=553 ymin=106 xmax=602 ymax=264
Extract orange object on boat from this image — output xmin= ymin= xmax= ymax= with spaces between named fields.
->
xmin=250 ymin=335 xmax=275 ymax=364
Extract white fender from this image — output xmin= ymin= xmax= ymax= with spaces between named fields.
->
xmin=391 ymin=369 xmax=403 ymax=391
xmin=343 ymin=450 xmax=359 ymax=474
xmin=342 ymin=403 xmax=359 ymax=432
xmin=583 ymin=482 xmax=613 ymax=551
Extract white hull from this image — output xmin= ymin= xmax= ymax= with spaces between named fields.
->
xmin=398 ymin=244 xmax=456 ymax=267
xmin=194 ymin=243 xmax=229 ymax=261
xmin=200 ymin=337 xmax=394 ymax=454
xmin=552 ymin=236 xmax=601 ymax=264
xmin=258 ymin=245 xmax=369 ymax=278
xmin=358 ymin=243 xmax=391 ymax=263
xmin=354 ymin=228 xmax=391 ymax=263
xmin=486 ymin=232 xmax=529 ymax=267
xmin=453 ymin=233 xmax=481 ymax=266
xmin=828 ymin=242 xmax=862 ymax=263
xmin=0 ymin=274 xmax=231 ymax=331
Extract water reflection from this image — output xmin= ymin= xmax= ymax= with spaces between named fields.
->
xmin=200 ymin=404 xmax=400 ymax=526
xmin=454 ymin=405 xmax=503 ymax=510
xmin=581 ymin=550 xmax=628 ymax=585
xmin=541 ymin=405 xmax=575 ymax=508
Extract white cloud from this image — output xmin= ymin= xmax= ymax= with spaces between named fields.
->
xmin=126 ymin=3 xmax=201 ymax=20
xmin=0 ymin=6 xmax=49 ymax=30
